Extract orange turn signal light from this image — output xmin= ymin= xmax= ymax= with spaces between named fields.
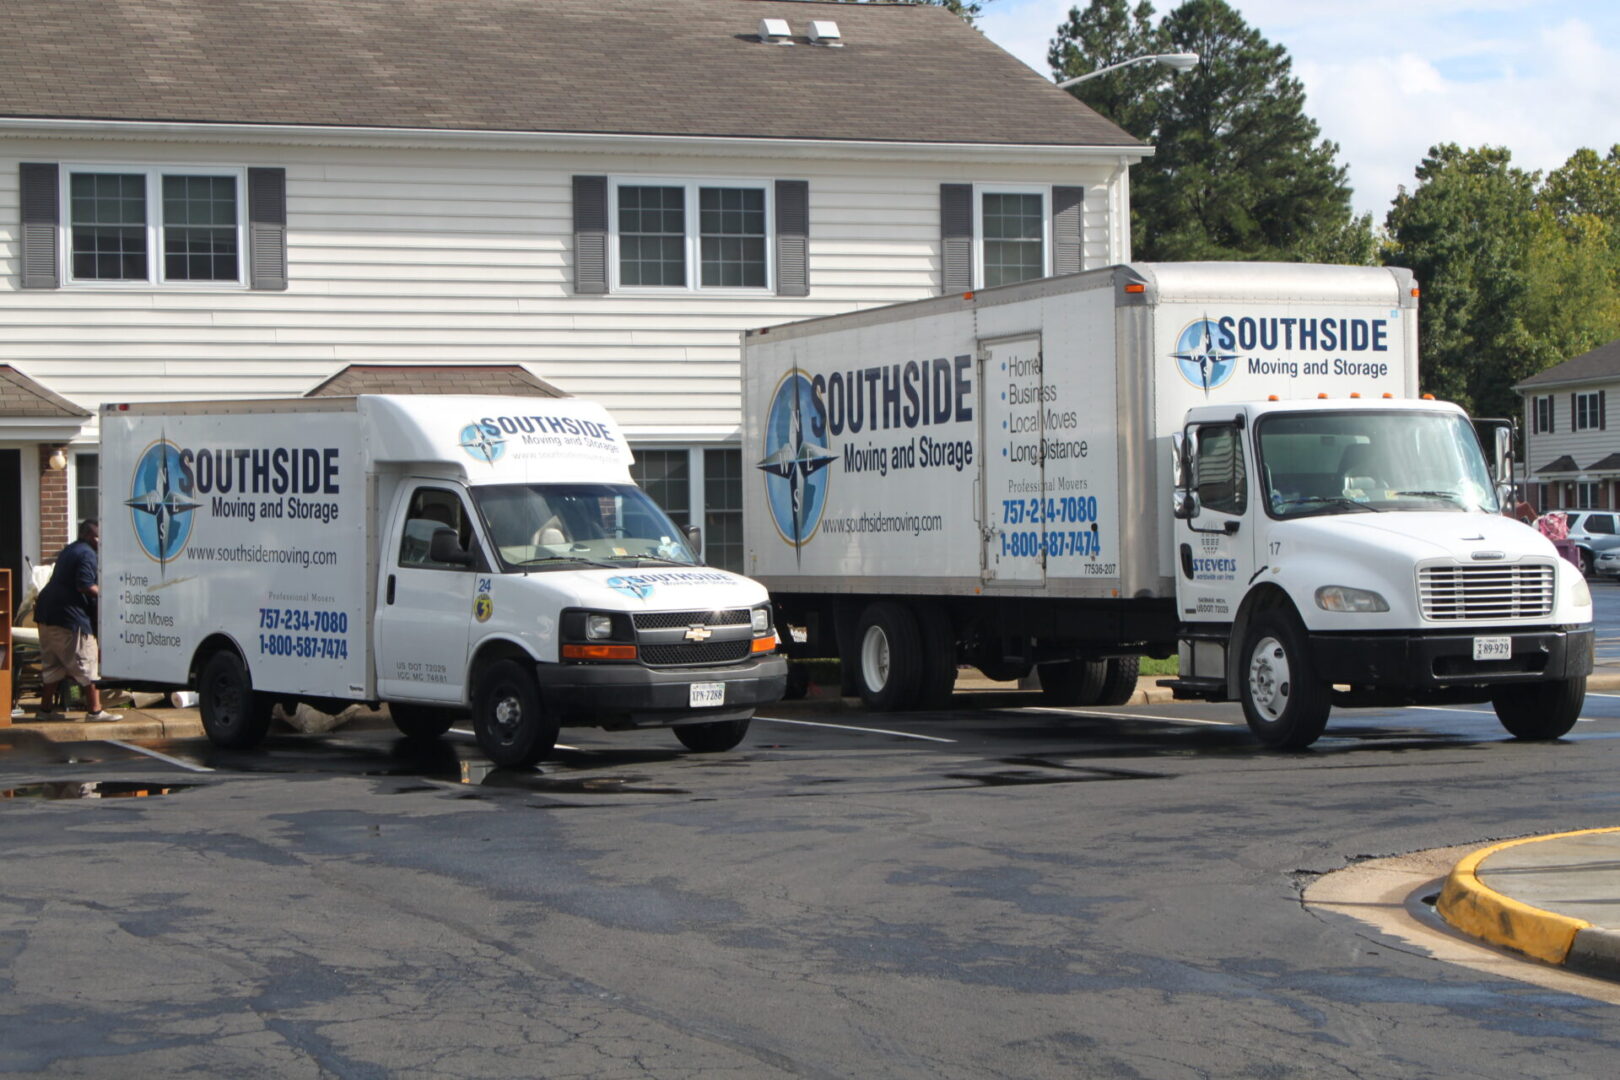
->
xmin=563 ymin=643 xmax=637 ymax=661
xmin=1124 ymin=283 xmax=1146 ymax=293
xmin=751 ymin=633 xmax=779 ymax=653
xmin=1422 ymin=393 xmax=1435 ymax=400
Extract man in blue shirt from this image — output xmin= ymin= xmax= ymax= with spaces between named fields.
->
xmin=36 ymin=519 xmax=120 ymax=722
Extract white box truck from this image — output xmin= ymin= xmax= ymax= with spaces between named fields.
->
xmin=741 ymin=263 xmax=1593 ymax=748
xmin=100 ymin=395 xmax=786 ymax=767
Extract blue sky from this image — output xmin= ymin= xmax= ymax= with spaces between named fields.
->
xmin=977 ymin=0 xmax=1620 ymax=220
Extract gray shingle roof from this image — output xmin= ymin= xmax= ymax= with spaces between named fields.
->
xmin=305 ymin=364 xmax=567 ymax=398
xmin=0 ymin=366 xmax=91 ymax=418
xmin=1536 ymin=455 xmax=1580 ymax=475
xmin=0 ymin=0 xmax=1142 ymax=149
xmin=1517 ymin=338 xmax=1620 ymax=390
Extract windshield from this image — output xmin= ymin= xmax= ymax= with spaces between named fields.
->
xmin=471 ymin=483 xmax=698 ymax=571
xmin=1256 ymin=410 xmax=1499 ymax=519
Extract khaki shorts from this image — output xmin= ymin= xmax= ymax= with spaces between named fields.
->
xmin=38 ymin=625 xmax=99 ymax=686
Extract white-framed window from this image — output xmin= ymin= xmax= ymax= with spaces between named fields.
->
xmin=610 ymin=178 xmax=772 ymax=293
xmin=62 ymin=164 xmax=247 ymax=287
xmin=70 ymin=451 xmax=100 ymax=529
xmin=1575 ymin=481 xmax=1601 ymax=509
xmin=1575 ymin=391 xmax=1605 ymax=431
xmin=1534 ymin=395 xmax=1555 ymax=434
xmin=977 ymin=185 xmax=1049 ymax=288
xmin=628 ymin=446 xmax=743 ymax=572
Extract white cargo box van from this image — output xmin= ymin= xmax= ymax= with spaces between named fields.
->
xmin=101 ymin=395 xmax=786 ymax=766
xmin=742 ymin=263 xmax=1593 ymax=747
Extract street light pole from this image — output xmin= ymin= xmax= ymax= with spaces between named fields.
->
xmin=1055 ymin=52 xmax=1199 ymax=89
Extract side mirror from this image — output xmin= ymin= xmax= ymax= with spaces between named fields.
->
xmin=1494 ymin=424 xmax=1514 ymax=485
xmin=1173 ymin=490 xmax=1200 ymax=520
xmin=1170 ymin=433 xmax=1187 ymax=488
xmin=685 ymin=525 xmax=703 ymax=558
xmin=429 ymin=527 xmax=475 ymax=566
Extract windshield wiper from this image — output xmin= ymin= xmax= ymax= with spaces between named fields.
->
xmin=619 ymin=555 xmax=696 ymax=566
xmin=1393 ymin=489 xmax=1465 ymax=506
xmin=1282 ymin=495 xmax=1381 ymax=514
xmin=511 ymin=554 xmax=620 ymax=570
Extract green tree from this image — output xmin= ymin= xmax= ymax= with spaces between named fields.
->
xmin=1384 ymin=144 xmax=1620 ymax=418
xmin=834 ymin=0 xmax=994 ymax=24
xmin=1050 ymin=0 xmax=1359 ymax=262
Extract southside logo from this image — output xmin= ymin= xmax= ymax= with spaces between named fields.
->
xmin=458 ymin=423 xmax=507 ymax=464
xmin=126 ymin=440 xmax=200 ymax=564
xmin=1172 ymin=318 xmax=1239 ymax=394
xmin=757 ymin=371 xmax=835 ymax=552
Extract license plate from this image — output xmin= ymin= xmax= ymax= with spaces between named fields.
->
xmin=1473 ymin=636 xmax=1512 ymax=661
xmin=689 ymin=682 xmax=725 ymax=707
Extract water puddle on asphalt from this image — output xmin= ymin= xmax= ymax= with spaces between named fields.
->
xmin=0 ymin=781 xmax=202 ymax=800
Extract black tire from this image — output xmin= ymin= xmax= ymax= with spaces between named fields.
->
xmin=197 ymin=650 xmax=274 ymax=750
xmin=911 ymin=601 xmax=957 ymax=710
xmin=1094 ymin=657 xmax=1141 ymax=706
xmin=853 ymin=601 xmax=922 ymax=710
xmin=1492 ymin=677 xmax=1585 ymax=740
xmin=389 ymin=702 xmax=455 ymax=739
xmin=472 ymin=659 xmax=558 ymax=768
xmin=1239 ymin=609 xmax=1331 ymax=749
xmin=674 ymin=718 xmax=751 ymax=752
xmin=1038 ymin=659 xmax=1106 ymax=705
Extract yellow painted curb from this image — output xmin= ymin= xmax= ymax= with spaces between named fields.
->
xmin=1436 ymin=828 xmax=1620 ymax=964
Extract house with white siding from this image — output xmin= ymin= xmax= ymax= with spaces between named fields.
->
xmin=1516 ymin=338 xmax=1620 ymax=517
xmin=0 ymin=0 xmax=1146 ymax=592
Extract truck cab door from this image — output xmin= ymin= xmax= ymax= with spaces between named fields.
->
xmin=375 ymin=483 xmax=483 ymax=703
xmin=1176 ymin=421 xmax=1256 ymax=623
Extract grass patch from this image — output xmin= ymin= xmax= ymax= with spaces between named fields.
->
xmin=1138 ymin=656 xmax=1178 ymax=676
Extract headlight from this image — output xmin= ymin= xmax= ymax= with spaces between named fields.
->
xmin=586 ymin=613 xmax=616 ymax=640
xmin=1315 ymin=585 xmax=1389 ymax=613
xmin=1570 ymin=573 xmax=1592 ymax=607
xmin=751 ymin=605 xmax=772 ymax=634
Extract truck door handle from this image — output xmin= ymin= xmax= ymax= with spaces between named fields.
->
xmin=386 ymin=574 xmax=396 ymax=605
xmin=1179 ymin=544 xmax=1194 ymax=579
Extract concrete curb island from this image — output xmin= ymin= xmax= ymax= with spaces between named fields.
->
xmin=1437 ymin=828 xmax=1620 ymax=981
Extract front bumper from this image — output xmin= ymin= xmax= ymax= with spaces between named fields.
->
xmin=1310 ymin=626 xmax=1594 ymax=689
xmin=533 ymin=655 xmax=788 ymax=728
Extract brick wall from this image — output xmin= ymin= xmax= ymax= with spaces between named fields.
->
xmin=37 ymin=445 xmax=68 ymax=557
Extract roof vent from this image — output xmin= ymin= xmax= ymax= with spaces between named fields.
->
xmin=808 ymin=20 xmax=843 ymax=46
xmin=759 ymin=17 xmax=793 ymax=44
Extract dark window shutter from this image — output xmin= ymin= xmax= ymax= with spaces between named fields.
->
xmin=775 ymin=179 xmax=808 ymax=297
xmin=1052 ymin=185 xmax=1084 ymax=276
xmin=1601 ymin=390 xmax=1607 ymax=430
xmin=1548 ymin=397 xmax=1554 ymax=433
xmin=20 ymin=162 xmax=59 ymax=289
xmin=247 ymin=168 xmax=287 ymax=291
xmin=1572 ymin=394 xmax=1577 ymax=430
xmin=940 ymin=183 xmax=973 ymax=294
xmin=573 ymin=175 xmax=608 ymax=295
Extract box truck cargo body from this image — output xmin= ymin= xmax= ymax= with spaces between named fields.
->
xmin=742 ymin=263 xmax=1593 ymax=747
xmin=101 ymin=395 xmax=786 ymax=766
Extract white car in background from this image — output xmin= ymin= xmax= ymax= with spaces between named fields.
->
xmin=1563 ymin=511 xmax=1620 ymax=576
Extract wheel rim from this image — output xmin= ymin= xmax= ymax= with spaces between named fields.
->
xmin=490 ymin=685 xmax=523 ymax=745
xmin=208 ymin=670 xmax=241 ymax=730
xmin=1247 ymin=635 xmax=1291 ymax=722
xmin=860 ymin=625 xmax=892 ymax=692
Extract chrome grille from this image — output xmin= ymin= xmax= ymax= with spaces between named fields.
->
xmin=1418 ymin=563 xmax=1556 ymax=620
xmin=633 ymin=609 xmax=750 ymax=631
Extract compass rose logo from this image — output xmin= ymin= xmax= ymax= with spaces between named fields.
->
xmin=1172 ymin=318 xmax=1239 ymax=394
xmin=458 ymin=423 xmax=506 ymax=464
xmin=126 ymin=439 xmax=201 ymax=564
xmin=757 ymin=370 xmax=836 ymax=553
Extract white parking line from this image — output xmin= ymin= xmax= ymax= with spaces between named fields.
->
xmin=103 ymin=739 xmax=214 ymax=773
xmin=754 ymin=716 xmax=956 ymax=743
xmin=1023 ymin=706 xmax=1237 ymax=727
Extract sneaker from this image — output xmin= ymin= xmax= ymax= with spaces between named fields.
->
xmin=84 ymin=711 xmax=123 ymax=723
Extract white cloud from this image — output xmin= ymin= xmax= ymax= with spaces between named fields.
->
xmin=977 ymin=1 xmax=1620 ymax=221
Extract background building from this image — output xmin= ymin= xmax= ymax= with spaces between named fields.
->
xmin=0 ymin=0 xmax=1145 ymax=589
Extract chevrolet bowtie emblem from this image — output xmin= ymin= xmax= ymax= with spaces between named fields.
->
xmin=684 ymin=625 xmax=713 ymax=642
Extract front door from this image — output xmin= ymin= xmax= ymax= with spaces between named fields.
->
xmin=374 ymin=484 xmax=480 ymax=702
xmin=0 ymin=450 xmax=20 ymax=617
xmin=1176 ymin=421 xmax=1255 ymax=623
